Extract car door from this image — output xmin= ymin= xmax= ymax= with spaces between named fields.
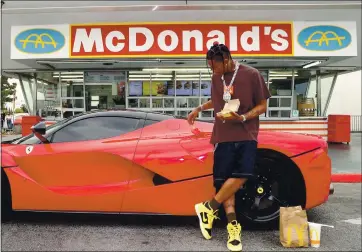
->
xmin=9 ymin=115 xmax=144 ymax=213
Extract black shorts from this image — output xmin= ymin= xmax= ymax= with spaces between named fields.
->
xmin=213 ymin=140 xmax=257 ymax=192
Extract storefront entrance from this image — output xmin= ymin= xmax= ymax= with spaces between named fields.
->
xmin=7 ymin=59 xmax=347 ymax=122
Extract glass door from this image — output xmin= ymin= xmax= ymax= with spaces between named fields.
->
xmin=59 ymin=79 xmax=85 ymax=119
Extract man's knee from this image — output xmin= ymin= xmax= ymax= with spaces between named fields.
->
xmin=230 ymin=177 xmax=247 ymax=188
xmin=214 ymin=179 xmax=225 ymax=194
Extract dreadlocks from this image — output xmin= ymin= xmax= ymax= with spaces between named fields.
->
xmin=206 ymin=42 xmax=234 ymax=75
xmin=206 ymin=42 xmax=233 ymax=62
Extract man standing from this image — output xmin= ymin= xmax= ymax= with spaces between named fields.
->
xmin=187 ymin=42 xmax=271 ymax=251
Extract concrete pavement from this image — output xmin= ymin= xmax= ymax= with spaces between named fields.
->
xmin=1 ymin=183 xmax=361 ymax=251
xmin=328 ymin=133 xmax=361 ymax=174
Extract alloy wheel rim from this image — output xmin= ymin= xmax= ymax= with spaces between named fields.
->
xmin=238 ymin=157 xmax=289 ymax=223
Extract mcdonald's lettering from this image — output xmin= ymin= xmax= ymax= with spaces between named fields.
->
xmin=297 ymin=25 xmax=351 ymax=51
xmin=285 ymin=223 xmax=308 ymax=247
xmin=15 ymin=28 xmax=65 ymax=54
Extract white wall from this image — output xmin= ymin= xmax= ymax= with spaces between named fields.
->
xmin=307 ymin=70 xmax=361 ymax=116
xmin=327 ymin=70 xmax=361 ymax=116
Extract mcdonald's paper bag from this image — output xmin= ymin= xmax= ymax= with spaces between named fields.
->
xmin=280 ymin=206 xmax=309 ymax=248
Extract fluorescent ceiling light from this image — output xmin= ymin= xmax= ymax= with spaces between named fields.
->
xmin=129 ymin=78 xmax=172 ymax=81
xmin=129 ymin=74 xmax=173 ymax=78
xmin=53 ymin=72 xmax=83 ymax=75
xmin=55 ymin=75 xmax=84 ymax=78
xmin=152 ymin=5 xmax=158 ymax=11
xmin=303 ymin=61 xmax=322 ymax=69
xmin=60 ymin=79 xmax=84 ymax=82
xmin=269 ymin=74 xmax=297 ymax=77
xmin=142 ymin=68 xmax=210 ymax=72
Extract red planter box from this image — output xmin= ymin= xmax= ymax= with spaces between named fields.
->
xmin=21 ymin=116 xmax=42 ymax=136
xmin=327 ymin=115 xmax=351 ymax=143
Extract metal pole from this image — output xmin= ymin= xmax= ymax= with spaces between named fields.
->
xmin=125 ymin=71 xmax=129 ymax=109
xmin=305 ymin=73 xmax=312 ymax=97
xmin=265 ymin=70 xmax=270 ymax=117
xmin=323 ymin=72 xmax=339 ymax=116
xmin=316 ymin=70 xmax=322 ymax=117
xmin=290 ymin=69 xmax=295 ymax=117
xmin=33 ymin=73 xmax=38 ymax=116
xmin=199 ymin=71 xmax=201 ymax=118
xmin=82 ymin=71 xmax=86 ymax=111
xmin=173 ymin=71 xmax=176 ymax=116
xmin=17 ymin=74 xmax=31 ymax=114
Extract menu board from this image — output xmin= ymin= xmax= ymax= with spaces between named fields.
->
xmin=168 ymin=81 xmax=192 ymax=96
xmin=143 ymin=81 xmax=167 ymax=96
xmin=128 ymin=81 xmax=143 ymax=96
xmin=200 ymin=81 xmax=211 ymax=96
xmin=192 ymin=81 xmax=200 ymax=96
xmin=84 ymin=71 xmax=126 ymax=84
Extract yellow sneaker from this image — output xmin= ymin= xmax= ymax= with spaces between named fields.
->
xmin=195 ymin=202 xmax=219 ymax=240
xmin=227 ymin=220 xmax=243 ymax=251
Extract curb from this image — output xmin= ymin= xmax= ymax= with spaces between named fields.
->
xmin=331 ymin=174 xmax=362 ymax=183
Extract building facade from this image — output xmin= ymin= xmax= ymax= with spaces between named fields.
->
xmin=1 ymin=1 xmax=361 ymax=138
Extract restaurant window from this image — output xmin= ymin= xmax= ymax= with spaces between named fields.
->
xmin=294 ymin=70 xmax=315 ymax=117
xmin=267 ymin=70 xmax=293 ymax=118
xmin=127 ymin=71 xmax=174 ymax=114
xmin=84 ymin=71 xmax=126 ymax=111
xmin=126 ymin=69 xmax=212 ymax=119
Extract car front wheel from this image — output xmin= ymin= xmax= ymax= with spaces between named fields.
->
xmin=235 ymin=150 xmax=306 ymax=228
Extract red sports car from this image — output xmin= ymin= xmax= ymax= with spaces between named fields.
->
xmin=1 ymin=110 xmax=333 ymax=226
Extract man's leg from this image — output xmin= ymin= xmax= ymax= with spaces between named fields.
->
xmin=214 ymin=141 xmax=257 ymax=251
xmin=214 ymin=177 xmax=247 ymax=204
xmin=224 ymin=195 xmax=236 ymax=223
xmin=195 ymin=142 xmax=235 ymax=240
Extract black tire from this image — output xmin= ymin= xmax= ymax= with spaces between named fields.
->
xmin=235 ymin=149 xmax=306 ymax=229
xmin=1 ymin=169 xmax=13 ymax=222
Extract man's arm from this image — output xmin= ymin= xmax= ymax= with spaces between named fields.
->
xmin=188 ymin=100 xmax=213 ymax=125
xmin=241 ymin=99 xmax=267 ymax=121
xmin=196 ymin=100 xmax=213 ymax=112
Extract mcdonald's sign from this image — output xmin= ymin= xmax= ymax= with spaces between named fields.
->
xmin=14 ymin=28 xmax=65 ymax=54
xmin=297 ymin=25 xmax=352 ymax=51
xmin=10 ymin=21 xmax=357 ymax=59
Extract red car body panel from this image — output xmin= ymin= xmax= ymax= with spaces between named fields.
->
xmin=2 ymin=118 xmax=332 ymax=215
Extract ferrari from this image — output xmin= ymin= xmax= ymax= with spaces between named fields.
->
xmin=1 ymin=110 xmax=333 ymax=226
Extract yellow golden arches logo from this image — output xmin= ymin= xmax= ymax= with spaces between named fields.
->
xmin=19 ymin=33 xmax=58 ymax=49
xmin=14 ymin=28 xmax=65 ymax=54
xmin=285 ymin=223 xmax=308 ymax=247
xmin=309 ymin=228 xmax=320 ymax=245
xmin=297 ymin=25 xmax=352 ymax=51
xmin=304 ymin=31 xmax=345 ymax=47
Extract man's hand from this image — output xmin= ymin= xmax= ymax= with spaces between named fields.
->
xmin=187 ymin=109 xmax=199 ymax=125
xmin=216 ymin=111 xmax=243 ymax=122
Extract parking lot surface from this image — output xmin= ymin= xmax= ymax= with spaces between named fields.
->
xmin=1 ymin=183 xmax=361 ymax=251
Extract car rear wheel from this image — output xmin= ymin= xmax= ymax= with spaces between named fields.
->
xmin=1 ymin=169 xmax=13 ymax=222
xmin=235 ymin=150 xmax=306 ymax=228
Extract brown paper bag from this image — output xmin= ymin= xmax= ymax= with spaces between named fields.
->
xmin=280 ymin=206 xmax=309 ymax=248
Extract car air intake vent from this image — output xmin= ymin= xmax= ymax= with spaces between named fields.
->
xmin=152 ymin=174 xmax=172 ymax=186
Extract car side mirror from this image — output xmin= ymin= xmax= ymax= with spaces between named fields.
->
xmin=31 ymin=121 xmax=46 ymax=135
xmin=31 ymin=121 xmax=49 ymax=143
